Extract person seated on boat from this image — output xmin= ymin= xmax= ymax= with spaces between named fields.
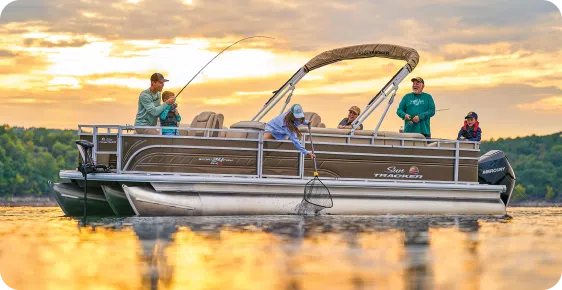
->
xmin=396 ymin=77 xmax=435 ymax=139
xmin=264 ymin=104 xmax=316 ymax=159
xmin=159 ymin=91 xmax=182 ymax=136
xmin=337 ymin=105 xmax=363 ymax=130
xmin=134 ymin=73 xmax=175 ymax=135
xmin=457 ymin=111 xmax=482 ymax=142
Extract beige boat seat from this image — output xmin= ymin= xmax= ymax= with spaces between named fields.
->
xmin=179 ymin=111 xmax=224 ymax=137
xmin=303 ymin=112 xmax=326 ymax=128
xmin=218 ymin=126 xmax=229 ymax=138
xmin=224 ymin=121 xmax=265 ymax=139
xmin=299 ymin=127 xmax=427 ymax=146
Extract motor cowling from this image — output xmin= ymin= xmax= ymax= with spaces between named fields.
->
xmin=478 ymin=150 xmax=516 ymax=206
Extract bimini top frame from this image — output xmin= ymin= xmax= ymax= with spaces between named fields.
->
xmin=251 ymin=43 xmax=420 ymax=136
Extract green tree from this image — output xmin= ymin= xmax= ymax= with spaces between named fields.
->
xmin=545 ymin=185 xmax=556 ymax=200
xmin=512 ymin=184 xmax=527 ymax=201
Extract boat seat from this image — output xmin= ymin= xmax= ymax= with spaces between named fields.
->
xmin=218 ymin=126 xmax=229 ymax=138
xmin=224 ymin=121 xmax=265 ymax=139
xmin=303 ymin=112 xmax=326 ymax=128
xmin=179 ymin=111 xmax=224 ymax=137
xmin=298 ymin=127 xmax=427 ymax=146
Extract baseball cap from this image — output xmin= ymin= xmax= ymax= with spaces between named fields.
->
xmin=349 ymin=106 xmax=361 ymax=115
xmin=465 ymin=111 xmax=478 ymax=119
xmin=150 ymin=73 xmax=169 ymax=83
xmin=290 ymin=104 xmax=305 ymax=119
xmin=411 ymin=77 xmax=424 ymax=84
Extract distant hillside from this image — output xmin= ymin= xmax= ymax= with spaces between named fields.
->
xmin=480 ymin=132 xmax=562 ymax=202
xmin=0 ymin=125 xmax=78 ymax=197
xmin=0 ymin=125 xmax=560 ymax=202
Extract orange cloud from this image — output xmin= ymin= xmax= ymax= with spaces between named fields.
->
xmin=517 ymin=96 xmax=562 ymax=112
xmin=0 ymin=0 xmax=561 ymax=140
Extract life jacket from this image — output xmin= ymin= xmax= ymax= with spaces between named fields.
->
xmin=161 ymin=109 xmax=178 ymax=127
xmin=462 ymin=120 xmax=479 ymax=137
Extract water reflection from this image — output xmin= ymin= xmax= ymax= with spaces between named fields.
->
xmin=1 ymin=207 xmax=561 ymax=290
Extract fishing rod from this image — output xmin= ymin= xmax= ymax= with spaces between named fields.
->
xmin=175 ymin=35 xmax=275 ymax=99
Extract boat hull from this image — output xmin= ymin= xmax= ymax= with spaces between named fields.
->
xmin=101 ymin=184 xmax=136 ymax=216
xmin=59 ymin=171 xmax=507 ymax=217
xmin=51 ymin=181 xmax=116 ymax=216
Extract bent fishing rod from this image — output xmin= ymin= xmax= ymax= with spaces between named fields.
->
xmin=175 ymin=35 xmax=275 ymax=99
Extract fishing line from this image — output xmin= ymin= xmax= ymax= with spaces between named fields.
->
xmin=175 ymin=35 xmax=275 ymax=99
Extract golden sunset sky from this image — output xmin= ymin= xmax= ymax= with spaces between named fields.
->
xmin=0 ymin=0 xmax=561 ymax=140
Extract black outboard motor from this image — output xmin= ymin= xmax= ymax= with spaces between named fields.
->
xmin=478 ymin=150 xmax=516 ymax=206
xmin=75 ymin=140 xmax=110 ymax=220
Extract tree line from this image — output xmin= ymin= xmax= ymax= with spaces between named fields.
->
xmin=0 ymin=125 xmax=560 ymax=201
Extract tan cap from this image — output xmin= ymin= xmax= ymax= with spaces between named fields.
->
xmin=411 ymin=77 xmax=424 ymax=84
xmin=349 ymin=106 xmax=361 ymax=115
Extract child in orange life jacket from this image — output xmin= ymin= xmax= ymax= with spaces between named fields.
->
xmin=159 ymin=91 xmax=182 ymax=136
xmin=457 ymin=111 xmax=481 ymax=142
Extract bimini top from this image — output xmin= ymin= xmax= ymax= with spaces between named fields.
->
xmin=303 ymin=44 xmax=419 ymax=73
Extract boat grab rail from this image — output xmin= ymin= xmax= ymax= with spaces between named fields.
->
xmin=78 ymin=124 xmax=476 ymax=182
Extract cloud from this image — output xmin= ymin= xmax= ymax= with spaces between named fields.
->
xmin=1 ymin=0 xmax=559 ymax=51
xmin=0 ymin=0 xmax=561 ymax=140
xmin=0 ymin=49 xmax=15 ymax=57
xmin=23 ymin=38 xmax=89 ymax=48
xmin=517 ymin=96 xmax=562 ymax=112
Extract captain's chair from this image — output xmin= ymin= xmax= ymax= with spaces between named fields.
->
xmin=303 ymin=112 xmax=326 ymax=128
xmin=180 ymin=111 xmax=224 ymax=137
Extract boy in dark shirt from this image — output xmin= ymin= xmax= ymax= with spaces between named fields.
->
xmin=457 ymin=111 xmax=482 ymax=142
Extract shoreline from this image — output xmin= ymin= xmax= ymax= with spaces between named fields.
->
xmin=0 ymin=196 xmax=58 ymax=207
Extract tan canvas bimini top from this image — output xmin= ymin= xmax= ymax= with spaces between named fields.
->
xmin=303 ymin=44 xmax=419 ymax=73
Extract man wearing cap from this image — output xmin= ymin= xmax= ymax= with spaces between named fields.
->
xmin=134 ymin=73 xmax=175 ymax=134
xmin=396 ymin=77 xmax=435 ymax=139
xmin=337 ymin=106 xmax=363 ymax=130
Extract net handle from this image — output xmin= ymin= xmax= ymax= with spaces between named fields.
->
xmin=307 ymin=123 xmax=318 ymax=176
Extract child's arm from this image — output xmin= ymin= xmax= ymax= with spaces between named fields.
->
xmin=457 ymin=128 xmax=464 ymax=140
xmin=159 ymin=106 xmax=171 ymax=121
xmin=467 ymin=128 xmax=482 ymax=142
xmin=176 ymin=112 xmax=181 ymax=122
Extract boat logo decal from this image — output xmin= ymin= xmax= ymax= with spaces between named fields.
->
xmin=99 ymin=137 xmax=116 ymax=144
xmin=409 ymin=166 xmax=419 ymax=175
xmin=198 ymin=157 xmax=233 ymax=166
xmin=374 ymin=166 xmax=423 ymax=179
xmin=482 ymin=167 xmax=505 ymax=174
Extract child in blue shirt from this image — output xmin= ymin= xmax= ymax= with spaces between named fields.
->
xmin=159 ymin=91 xmax=182 ymax=136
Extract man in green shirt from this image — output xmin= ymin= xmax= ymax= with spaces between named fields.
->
xmin=134 ymin=73 xmax=175 ymax=134
xmin=396 ymin=77 xmax=436 ymax=139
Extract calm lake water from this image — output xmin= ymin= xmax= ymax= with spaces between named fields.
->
xmin=0 ymin=207 xmax=561 ymax=290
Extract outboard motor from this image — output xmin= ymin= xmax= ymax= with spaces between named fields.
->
xmin=75 ymin=140 xmax=110 ymax=220
xmin=478 ymin=150 xmax=516 ymax=206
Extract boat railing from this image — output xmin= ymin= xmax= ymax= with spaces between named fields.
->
xmin=77 ymin=124 xmax=480 ymax=183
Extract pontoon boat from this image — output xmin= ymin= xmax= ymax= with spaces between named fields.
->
xmin=51 ymin=44 xmax=516 ymax=216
